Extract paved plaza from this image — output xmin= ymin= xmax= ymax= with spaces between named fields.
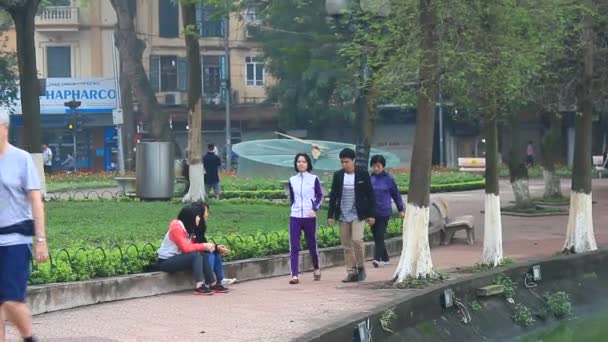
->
xmin=6 ymin=179 xmax=608 ymax=341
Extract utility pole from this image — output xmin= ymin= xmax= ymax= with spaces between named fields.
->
xmin=223 ymin=0 xmax=232 ymax=170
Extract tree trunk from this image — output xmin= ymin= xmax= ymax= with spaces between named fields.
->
xmin=393 ymin=0 xmax=437 ymax=282
xmin=110 ymin=0 xmax=168 ymax=142
xmin=5 ymin=1 xmax=46 ymax=194
xmin=118 ymin=59 xmax=136 ymax=170
xmin=507 ymin=114 xmax=532 ymax=209
xmin=541 ymin=112 xmax=563 ymax=199
xmin=180 ymin=2 xmax=206 ymax=202
xmin=481 ymin=114 xmax=504 ymax=266
xmin=564 ymin=8 xmax=597 ymax=253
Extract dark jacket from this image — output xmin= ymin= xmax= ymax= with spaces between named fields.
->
xmin=371 ymin=171 xmax=404 ymax=217
xmin=327 ymin=169 xmax=376 ymax=221
xmin=203 ymin=152 xmax=221 ymax=184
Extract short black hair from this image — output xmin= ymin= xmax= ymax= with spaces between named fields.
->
xmin=294 ymin=153 xmax=313 ymax=172
xmin=370 ymin=154 xmax=386 ymax=167
xmin=208 ymin=143 xmax=215 ymax=151
xmin=339 ymin=148 xmax=356 ymax=160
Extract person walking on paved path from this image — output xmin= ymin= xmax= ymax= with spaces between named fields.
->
xmin=42 ymin=144 xmax=52 ymax=174
xmin=327 ymin=148 xmax=376 ymax=283
xmin=287 ymin=153 xmax=323 ymax=285
xmin=157 ymin=204 xmax=222 ymax=295
xmin=0 ymin=109 xmax=49 ymax=342
xmin=526 ymin=141 xmax=535 ymax=167
xmin=369 ymin=155 xmax=405 ymax=268
xmin=203 ymin=144 xmax=222 ymax=200
xmin=192 ymin=202 xmax=231 ymax=292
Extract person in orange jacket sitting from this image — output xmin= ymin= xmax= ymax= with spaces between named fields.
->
xmin=157 ymin=204 xmax=228 ymax=295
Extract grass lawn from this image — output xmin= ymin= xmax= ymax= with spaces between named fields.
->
xmin=46 ymin=200 xmax=328 ymax=249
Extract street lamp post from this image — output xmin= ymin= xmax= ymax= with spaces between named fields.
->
xmin=325 ymin=0 xmax=389 ymax=171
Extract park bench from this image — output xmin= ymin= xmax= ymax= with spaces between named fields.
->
xmin=593 ymin=155 xmax=606 ymax=178
xmin=458 ymin=157 xmax=486 ymax=173
xmin=429 ymin=198 xmax=475 ymax=246
xmin=114 ymin=176 xmax=188 ymax=197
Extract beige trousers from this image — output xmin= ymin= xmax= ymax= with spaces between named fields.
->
xmin=339 ymin=220 xmax=365 ymax=271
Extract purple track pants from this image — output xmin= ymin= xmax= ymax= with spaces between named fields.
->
xmin=289 ymin=217 xmax=320 ymax=276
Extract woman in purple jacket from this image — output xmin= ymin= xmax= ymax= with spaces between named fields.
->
xmin=370 ymin=155 xmax=405 ymax=267
xmin=288 ymin=153 xmax=324 ymax=284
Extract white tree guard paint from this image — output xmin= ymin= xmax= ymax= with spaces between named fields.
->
xmin=481 ymin=193 xmax=503 ymax=266
xmin=31 ymin=153 xmax=47 ymax=197
xmin=543 ymin=169 xmax=562 ymax=198
xmin=563 ymin=191 xmax=597 ymax=253
xmin=393 ymin=203 xmax=434 ymax=282
xmin=181 ymin=163 xmax=206 ymax=203
xmin=511 ymin=179 xmax=531 ymax=206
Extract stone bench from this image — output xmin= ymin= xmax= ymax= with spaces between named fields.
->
xmin=430 ymin=198 xmax=475 ymax=245
xmin=458 ymin=157 xmax=486 ymax=173
xmin=114 ymin=176 xmax=136 ymax=196
xmin=593 ymin=155 xmax=606 ymax=178
xmin=114 ymin=176 xmax=189 ymax=197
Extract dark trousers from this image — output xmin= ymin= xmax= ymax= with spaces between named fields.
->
xmin=159 ymin=252 xmax=214 ymax=284
xmin=289 ymin=217 xmax=319 ymax=276
xmin=371 ymin=216 xmax=390 ymax=262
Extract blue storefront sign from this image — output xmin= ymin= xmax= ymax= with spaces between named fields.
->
xmin=7 ymin=77 xmax=118 ymax=115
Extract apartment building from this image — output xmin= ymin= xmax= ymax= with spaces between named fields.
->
xmin=5 ymin=0 xmax=275 ymax=171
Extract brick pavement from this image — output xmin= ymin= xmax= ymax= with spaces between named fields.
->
xmin=6 ymin=179 xmax=608 ymax=341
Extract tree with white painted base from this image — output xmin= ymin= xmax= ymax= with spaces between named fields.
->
xmin=180 ymin=1 xmax=206 ymax=202
xmin=563 ymin=3 xmax=598 ymax=254
xmin=392 ymin=0 xmax=438 ymax=282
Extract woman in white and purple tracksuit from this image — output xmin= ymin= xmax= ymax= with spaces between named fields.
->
xmin=288 ymin=153 xmax=323 ymax=284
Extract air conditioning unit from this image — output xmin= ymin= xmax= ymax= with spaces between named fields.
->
xmin=158 ymin=92 xmax=184 ymax=105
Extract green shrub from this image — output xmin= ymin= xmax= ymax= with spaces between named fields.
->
xmin=544 ymin=291 xmax=573 ymax=318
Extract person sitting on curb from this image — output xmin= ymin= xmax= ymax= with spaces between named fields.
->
xmin=157 ymin=204 xmax=226 ymax=295
xmin=192 ymin=202 xmax=234 ymax=289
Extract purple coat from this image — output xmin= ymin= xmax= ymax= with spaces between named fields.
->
xmin=370 ymin=171 xmax=404 ymax=217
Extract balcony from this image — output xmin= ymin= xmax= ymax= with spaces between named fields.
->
xmin=35 ymin=6 xmax=80 ymax=32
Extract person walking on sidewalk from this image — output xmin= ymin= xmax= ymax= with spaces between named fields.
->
xmin=370 ymin=155 xmax=405 ymax=268
xmin=287 ymin=153 xmax=324 ymax=285
xmin=0 ymin=109 xmax=49 ymax=342
xmin=327 ymin=148 xmax=376 ymax=283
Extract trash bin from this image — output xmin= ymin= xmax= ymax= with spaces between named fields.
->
xmin=136 ymin=142 xmax=174 ymax=200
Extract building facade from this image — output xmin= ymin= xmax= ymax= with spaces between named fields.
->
xmin=4 ymin=0 xmax=276 ymax=171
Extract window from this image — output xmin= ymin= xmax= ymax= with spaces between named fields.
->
xmin=46 ymin=46 xmax=71 ymax=77
xmin=195 ymin=5 xmax=225 ymax=37
xmin=158 ymin=0 xmax=179 ymax=38
xmin=245 ymin=56 xmax=264 ymax=86
xmin=149 ymin=55 xmax=188 ymax=92
xmin=243 ymin=7 xmax=258 ymax=24
xmin=46 ymin=0 xmax=71 ymax=6
xmin=202 ymin=55 xmax=221 ymax=95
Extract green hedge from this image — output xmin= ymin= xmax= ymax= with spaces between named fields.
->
xmin=30 ymin=219 xmax=403 ymax=286
xmin=220 ymin=179 xmax=486 ymax=200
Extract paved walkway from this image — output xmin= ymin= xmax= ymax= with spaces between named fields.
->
xmin=6 ymin=179 xmax=608 ymax=341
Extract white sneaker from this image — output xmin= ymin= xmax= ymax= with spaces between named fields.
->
xmin=222 ymin=278 xmax=237 ymax=286
xmin=381 ymin=261 xmax=392 ymax=266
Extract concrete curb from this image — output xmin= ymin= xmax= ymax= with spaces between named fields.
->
xmin=296 ymin=248 xmax=608 ymax=342
xmin=27 ymin=237 xmax=404 ymax=315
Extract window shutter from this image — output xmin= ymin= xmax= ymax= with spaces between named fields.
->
xmin=177 ymin=57 xmax=188 ymax=91
xmin=149 ymin=55 xmax=160 ymax=92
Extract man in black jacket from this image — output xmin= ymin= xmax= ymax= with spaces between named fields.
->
xmin=327 ymin=148 xmax=376 ymax=282
xmin=203 ymin=144 xmax=222 ymax=199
